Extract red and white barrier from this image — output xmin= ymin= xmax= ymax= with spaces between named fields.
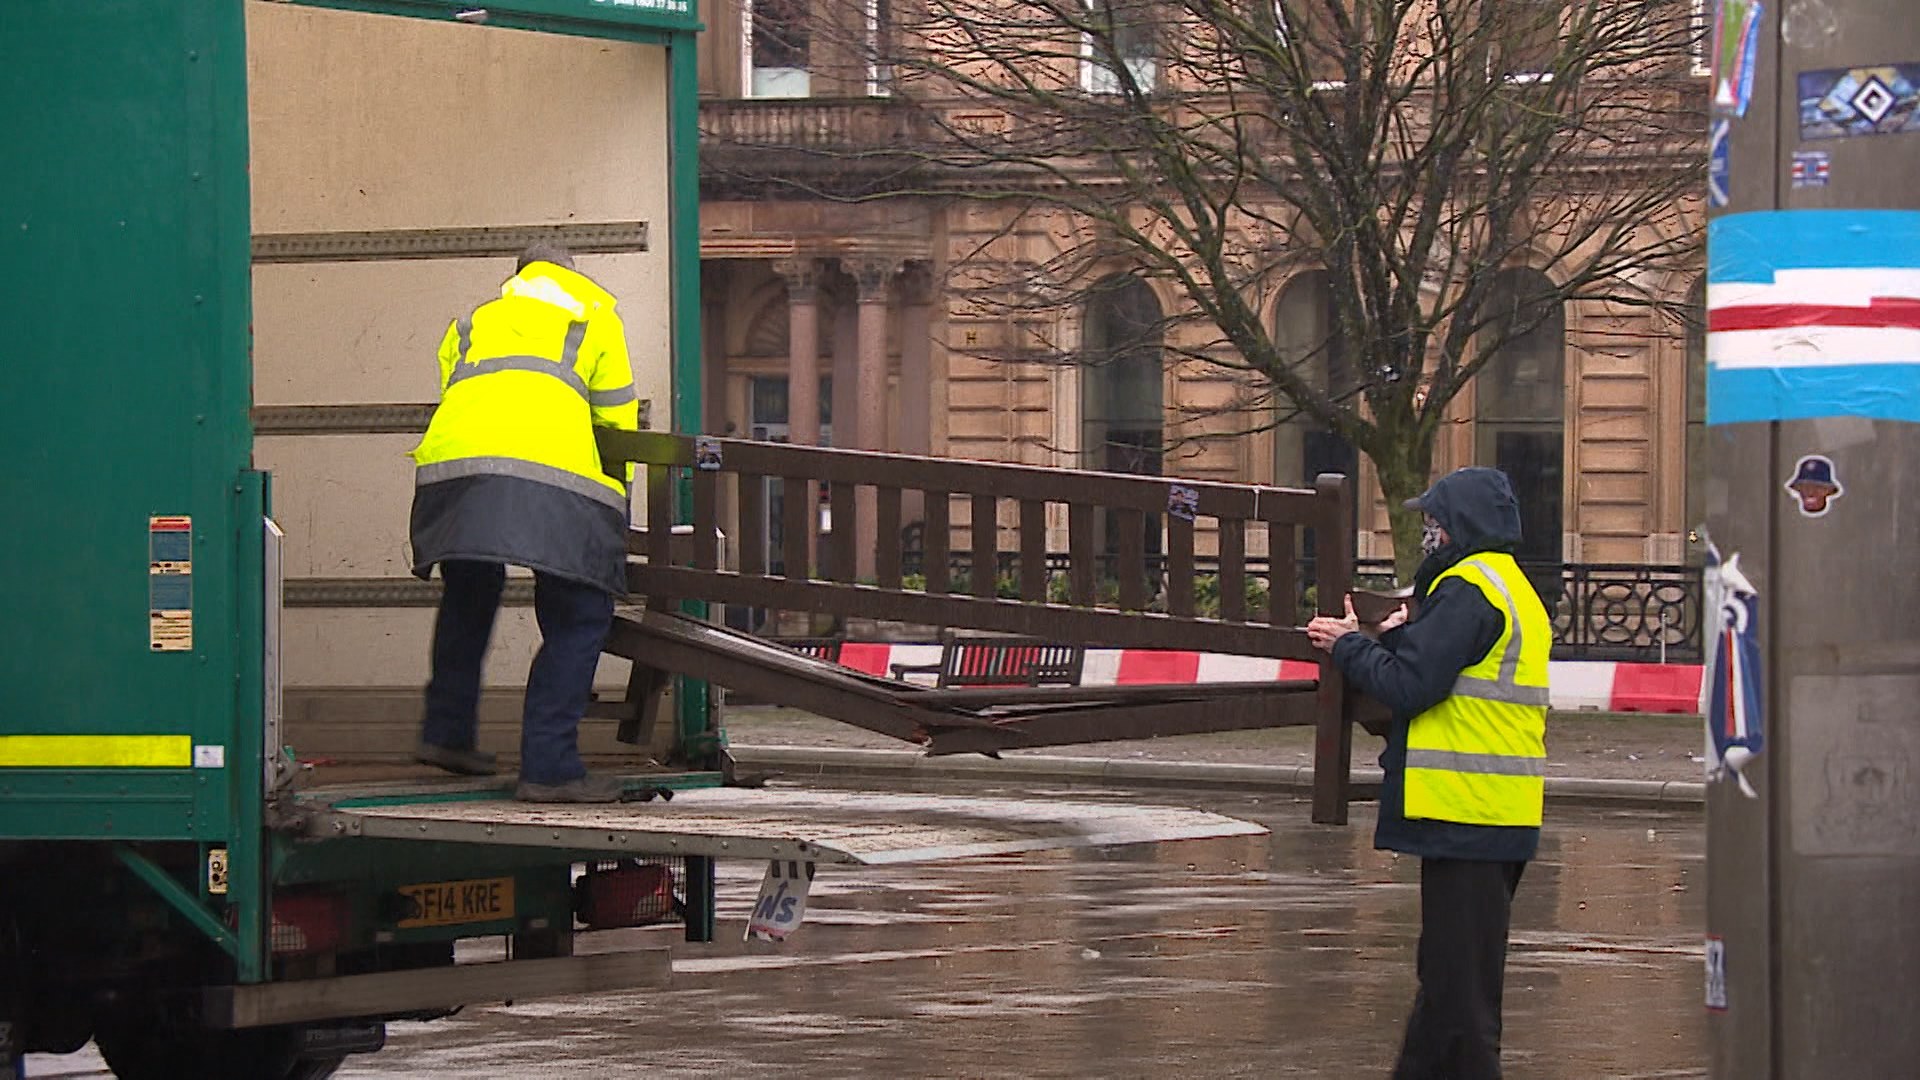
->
xmin=826 ymin=643 xmax=1703 ymax=715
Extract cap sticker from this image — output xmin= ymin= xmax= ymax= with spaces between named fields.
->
xmin=1785 ymin=454 xmax=1843 ymax=517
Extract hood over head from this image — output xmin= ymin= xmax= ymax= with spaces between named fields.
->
xmin=1404 ymin=467 xmax=1523 ymax=554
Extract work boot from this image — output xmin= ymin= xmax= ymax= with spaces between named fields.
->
xmin=514 ymin=774 xmax=626 ymax=804
xmin=415 ymin=742 xmax=499 ymax=776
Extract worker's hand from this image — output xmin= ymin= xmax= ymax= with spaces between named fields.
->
xmin=1369 ymin=604 xmax=1409 ymax=636
xmin=1306 ymin=597 xmax=1362 ymax=653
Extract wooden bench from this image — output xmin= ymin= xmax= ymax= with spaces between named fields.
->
xmin=889 ymin=634 xmax=1086 ymax=689
xmin=593 ymin=431 xmax=1362 ymax=824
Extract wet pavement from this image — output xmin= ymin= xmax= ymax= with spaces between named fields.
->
xmin=29 ymin=782 xmax=1706 ymax=1079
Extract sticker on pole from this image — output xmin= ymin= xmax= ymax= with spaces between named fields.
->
xmin=1797 ymin=64 xmax=1920 ymax=140
xmin=1789 ymin=150 xmax=1830 ymax=189
xmin=746 ymin=859 xmax=816 ymax=943
xmin=1707 ymin=119 xmax=1731 ymax=209
xmin=1700 ymin=539 xmax=1763 ymax=799
xmin=1705 ymin=210 xmax=1920 ymax=425
xmin=1705 ymin=935 xmax=1728 ymax=1011
xmin=1785 ymin=454 xmax=1843 ymax=517
xmin=149 ymin=515 xmax=193 ymax=652
xmin=1710 ymin=0 xmax=1763 ymax=117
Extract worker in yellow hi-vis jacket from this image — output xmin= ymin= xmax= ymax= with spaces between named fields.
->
xmin=1308 ymin=467 xmax=1550 ymax=1079
xmin=407 ymin=243 xmax=639 ymax=804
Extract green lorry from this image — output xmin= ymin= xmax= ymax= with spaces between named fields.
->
xmin=1 ymin=4 xmax=1273 ymax=1077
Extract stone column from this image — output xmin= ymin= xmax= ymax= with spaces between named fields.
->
xmin=850 ymin=258 xmax=900 ymax=581
xmin=772 ymin=258 xmax=821 ymax=448
xmin=772 ymin=257 xmax=820 ymax=584
xmin=897 ymin=263 xmax=933 ymax=457
xmin=896 ymin=263 xmax=935 ymax=530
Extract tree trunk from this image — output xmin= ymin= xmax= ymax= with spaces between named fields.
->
xmin=1371 ymin=442 xmax=1434 ymax=585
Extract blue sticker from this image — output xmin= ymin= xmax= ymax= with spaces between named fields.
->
xmin=1708 ymin=119 xmax=1731 ymax=208
xmin=1789 ymin=150 xmax=1830 ymax=188
xmin=1167 ymin=484 xmax=1199 ymax=522
xmin=1707 ymin=210 xmax=1920 ymax=424
xmin=1798 ymin=64 xmax=1920 ymax=140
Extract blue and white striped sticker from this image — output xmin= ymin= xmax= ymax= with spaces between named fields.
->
xmin=1707 ymin=210 xmax=1920 ymax=424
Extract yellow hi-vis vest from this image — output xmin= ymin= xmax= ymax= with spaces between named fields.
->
xmin=1403 ymin=553 xmax=1550 ymax=827
xmin=408 ymin=262 xmax=640 ymax=594
xmin=412 ymin=261 xmax=640 ymax=498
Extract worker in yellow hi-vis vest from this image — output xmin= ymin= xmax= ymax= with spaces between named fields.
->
xmin=408 ymin=244 xmax=640 ymax=804
xmin=1307 ymin=467 xmax=1548 ymax=1080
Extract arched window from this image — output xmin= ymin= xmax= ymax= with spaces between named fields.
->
xmin=1683 ymin=276 xmax=1707 ymax=561
xmin=1476 ymin=267 xmax=1565 ymax=564
xmin=1273 ymin=271 xmax=1358 ymax=557
xmin=1083 ymin=277 xmax=1165 ymax=555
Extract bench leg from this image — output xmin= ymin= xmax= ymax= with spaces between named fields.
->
xmin=1310 ymin=660 xmax=1352 ymax=825
xmin=617 ymin=662 xmax=673 ymax=749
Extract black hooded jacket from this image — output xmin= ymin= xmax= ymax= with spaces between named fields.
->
xmin=1331 ymin=467 xmax=1542 ymax=863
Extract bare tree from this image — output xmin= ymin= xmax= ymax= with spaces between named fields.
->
xmin=712 ymin=0 xmax=1704 ymax=577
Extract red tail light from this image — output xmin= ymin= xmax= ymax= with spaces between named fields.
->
xmin=269 ymin=890 xmax=349 ymax=955
xmin=575 ymin=862 xmax=677 ymax=930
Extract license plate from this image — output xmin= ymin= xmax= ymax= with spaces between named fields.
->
xmin=396 ymin=876 xmax=515 ymax=929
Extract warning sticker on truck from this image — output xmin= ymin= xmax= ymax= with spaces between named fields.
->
xmin=149 ymin=515 xmax=193 ymax=652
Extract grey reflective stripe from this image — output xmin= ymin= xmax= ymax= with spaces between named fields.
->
xmin=1451 ymin=675 xmax=1552 ymax=707
xmin=588 ymin=383 xmax=638 ymax=407
xmin=560 ymin=320 xmax=588 ymax=367
xmin=1465 ymin=558 xmax=1524 ymax=685
xmin=456 ymin=318 xmax=473 ymax=364
xmin=1406 ymin=749 xmax=1547 ymax=777
xmin=416 ymin=456 xmax=628 ymax=511
xmin=1449 ymin=558 xmax=1548 ymax=707
xmin=446 ymin=354 xmax=591 ymax=399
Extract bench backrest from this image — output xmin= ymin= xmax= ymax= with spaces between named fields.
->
xmin=598 ymin=431 xmax=1351 ymax=662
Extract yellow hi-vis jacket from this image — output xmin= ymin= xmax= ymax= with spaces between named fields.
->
xmin=1403 ymin=553 xmax=1550 ymax=827
xmin=408 ymin=261 xmax=639 ymax=595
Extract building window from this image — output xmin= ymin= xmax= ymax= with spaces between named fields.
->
xmin=1271 ymin=1 xmax=1347 ymax=90
xmin=1273 ymin=270 xmax=1358 ymax=556
xmin=748 ymin=0 xmax=811 ymax=98
xmin=1683 ymin=276 xmax=1707 ymax=560
xmin=1493 ymin=0 xmax=1561 ymax=84
xmin=867 ymin=0 xmax=894 ymax=96
xmin=1083 ymin=277 xmax=1165 ymax=556
xmin=1082 ymin=0 xmax=1158 ymax=95
xmin=1475 ymin=267 xmax=1565 ymax=563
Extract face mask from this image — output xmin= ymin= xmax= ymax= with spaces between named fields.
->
xmin=1420 ymin=521 xmax=1446 ymax=555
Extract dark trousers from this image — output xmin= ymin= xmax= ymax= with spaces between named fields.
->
xmin=1392 ymin=857 xmax=1527 ymax=1080
xmin=421 ymin=559 xmax=614 ymax=786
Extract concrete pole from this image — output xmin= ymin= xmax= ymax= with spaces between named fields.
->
xmin=1706 ymin=1 xmax=1920 ymax=1076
